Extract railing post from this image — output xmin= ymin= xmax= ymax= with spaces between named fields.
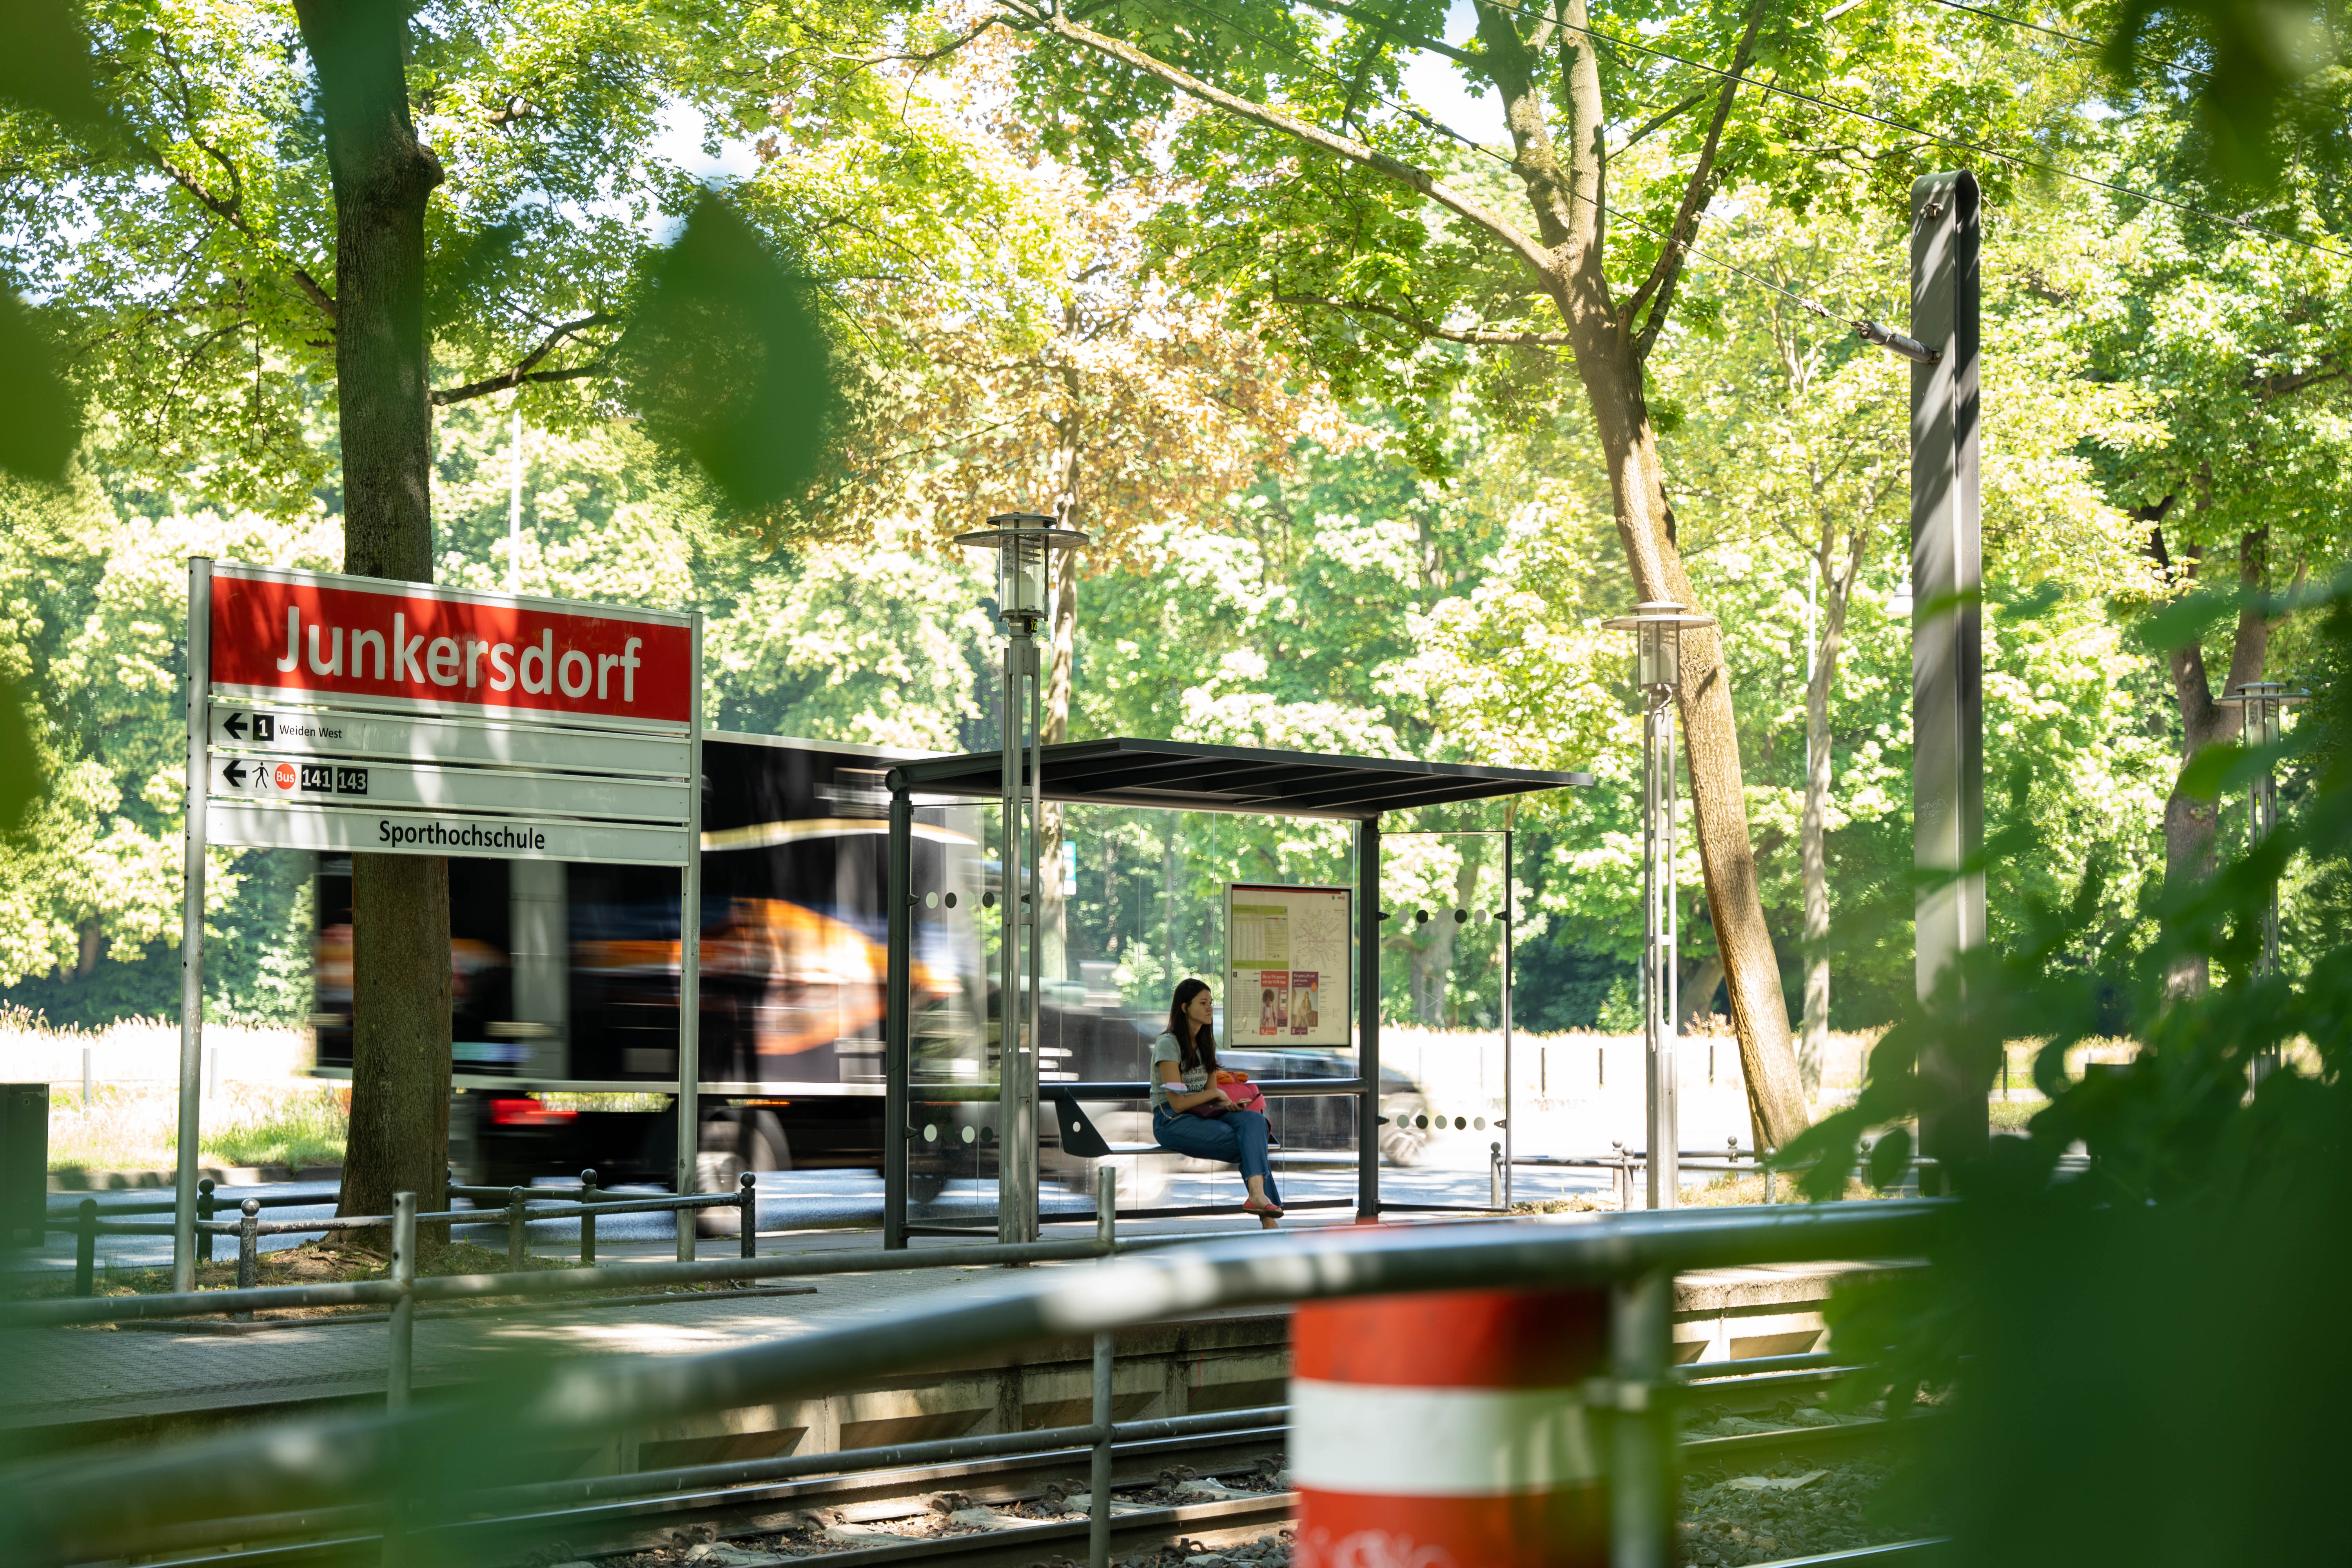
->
xmin=387 ymin=1191 xmax=416 ymax=1413
xmin=579 ymin=1169 xmax=597 ymax=1266
xmin=506 ymin=1186 xmax=526 ymax=1272
xmin=235 ymin=1198 xmax=259 ymax=1321
xmin=1490 ymin=1140 xmax=1503 ymax=1210
xmin=739 ymin=1170 xmax=757 ymax=1263
xmin=1355 ymin=815 xmax=1383 ymax=1221
xmin=1608 ymin=1270 xmax=1674 ymax=1568
xmin=197 ymin=1176 xmax=216 ymax=1265
xmin=1089 ymin=1165 xmax=1117 ymax=1568
xmin=73 ymin=1198 xmax=95 ymax=1298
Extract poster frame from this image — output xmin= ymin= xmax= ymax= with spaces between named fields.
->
xmin=1221 ymin=880 xmax=1354 ymax=1049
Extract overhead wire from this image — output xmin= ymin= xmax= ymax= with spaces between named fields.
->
xmin=1916 ymin=0 xmax=2209 ymax=80
xmin=1466 ymin=0 xmax=2342 ymax=258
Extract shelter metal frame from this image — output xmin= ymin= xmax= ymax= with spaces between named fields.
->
xmin=877 ymin=738 xmax=1590 ymax=1249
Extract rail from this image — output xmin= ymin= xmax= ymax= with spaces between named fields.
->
xmin=36 ymin=1167 xmax=762 ymax=1296
xmin=0 ymin=1193 xmax=1946 ymax=1568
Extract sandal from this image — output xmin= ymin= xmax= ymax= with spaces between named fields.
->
xmin=1241 ymin=1197 xmax=1284 ymax=1220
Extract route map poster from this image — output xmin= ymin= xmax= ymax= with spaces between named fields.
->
xmin=1225 ymin=882 xmax=1352 ymax=1047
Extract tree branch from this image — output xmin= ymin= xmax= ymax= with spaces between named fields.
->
xmin=432 ymin=363 xmax=608 ymax=406
xmin=135 ymin=142 xmax=339 ymax=324
xmin=1617 ymin=89 xmax=1708 ymax=150
xmin=866 ymin=13 xmax=1006 ymax=69
xmin=2250 ymin=360 xmax=2346 ymax=397
xmin=431 ymin=312 xmax=619 ymax=406
xmin=1620 ymin=0 xmax=1769 ymax=362
xmin=1273 ymin=291 xmax=1571 ymax=345
xmin=1005 ymin=1 xmax=1556 ymax=277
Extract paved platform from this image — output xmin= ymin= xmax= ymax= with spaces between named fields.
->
xmin=0 ymin=1213 xmax=1347 ymax=1454
xmin=9 ymin=1138 xmax=1586 ymax=1280
xmin=2 ymin=1209 xmax=1882 ymax=1469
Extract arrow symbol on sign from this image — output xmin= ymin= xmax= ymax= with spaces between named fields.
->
xmin=224 ymin=712 xmax=247 ymax=740
xmin=222 ymin=760 xmax=248 ymax=788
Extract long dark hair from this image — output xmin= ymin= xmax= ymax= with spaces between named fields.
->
xmin=1166 ymin=977 xmax=1218 ymax=1075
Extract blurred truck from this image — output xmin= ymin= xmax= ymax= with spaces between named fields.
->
xmin=310 ymin=732 xmax=1426 ymax=1199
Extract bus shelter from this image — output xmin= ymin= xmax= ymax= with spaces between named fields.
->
xmin=878 ymin=738 xmax=1590 ymax=1247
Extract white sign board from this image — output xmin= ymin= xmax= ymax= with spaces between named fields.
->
xmin=1225 ymin=882 xmax=1352 ymax=1047
xmin=169 ymin=558 xmax=708 ymax=1289
xmin=207 ymin=800 xmax=692 ymax=866
xmin=208 ymin=753 xmax=690 ymax=820
xmin=194 ymin=564 xmax=697 ymax=860
xmin=207 ymin=702 xmax=691 ymax=775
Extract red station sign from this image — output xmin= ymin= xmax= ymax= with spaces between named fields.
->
xmin=209 ymin=566 xmax=694 ymax=727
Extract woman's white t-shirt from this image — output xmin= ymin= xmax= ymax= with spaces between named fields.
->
xmin=1149 ymin=1033 xmax=1209 ymax=1111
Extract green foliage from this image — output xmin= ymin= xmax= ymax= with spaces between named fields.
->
xmin=619 ymin=194 xmax=835 ymax=513
xmin=0 ymin=480 xmax=336 ymax=1019
xmin=2100 ymin=0 xmax=2352 ymax=189
xmin=0 ymin=0 xmax=98 ymax=129
xmin=0 ymin=672 xmax=41 ymax=834
xmin=0 ymin=292 xmax=79 ymax=483
xmin=0 ymin=0 xmax=1029 ymax=524
xmin=1009 ymin=0 xmax=2104 ymax=471
xmin=202 ymin=1085 xmax=347 ymax=1168
xmin=1791 ymin=590 xmax=2352 ymax=1563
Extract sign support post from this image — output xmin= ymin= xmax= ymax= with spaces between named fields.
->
xmin=675 ymin=612 xmax=704 ymax=1261
xmin=174 ymin=559 xmax=214 ymax=1290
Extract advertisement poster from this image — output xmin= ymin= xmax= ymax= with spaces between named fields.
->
xmin=1225 ymin=882 xmax=1351 ymax=1046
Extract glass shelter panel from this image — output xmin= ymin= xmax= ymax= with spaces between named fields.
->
xmin=1368 ymin=829 xmax=1517 ymax=1184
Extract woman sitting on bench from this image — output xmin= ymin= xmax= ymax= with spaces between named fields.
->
xmin=1151 ymin=977 xmax=1282 ymax=1228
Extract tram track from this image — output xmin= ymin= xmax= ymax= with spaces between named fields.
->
xmin=108 ymin=1421 xmax=1294 ymax=1568
xmin=102 ymin=1399 xmax=1931 ymax=1568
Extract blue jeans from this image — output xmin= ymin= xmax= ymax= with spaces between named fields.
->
xmin=1152 ymin=1105 xmax=1281 ymax=1207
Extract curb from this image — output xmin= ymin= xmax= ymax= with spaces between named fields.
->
xmin=47 ymin=1165 xmax=344 ymax=1192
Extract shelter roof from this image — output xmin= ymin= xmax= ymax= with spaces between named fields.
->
xmin=887 ymin=738 xmax=1591 ymax=822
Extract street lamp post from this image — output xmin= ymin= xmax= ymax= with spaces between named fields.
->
xmin=1602 ymin=601 xmax=1715 ymax=1210
xmin=955 ymin=512 xmax=1087 ymax=1243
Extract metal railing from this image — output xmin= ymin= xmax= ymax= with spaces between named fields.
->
xmin=34 ymin=1168 xmax=764 ymax=1296
xmin=0 ymin=1194 xmax=1946 ymax=1568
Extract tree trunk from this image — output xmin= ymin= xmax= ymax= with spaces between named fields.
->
xmin=1033 ymin=0 xmax=1811 ymax=1146
xmin=1680 ymin=953 xmax=1724 ymax=1032
xmin=1479 ymin=0 xmax=1809 ymax=1150
xmin=1802 ymin=528 xmax=1866 ymax=1093
xmin=2162 ymin=528 xmax=2272 ymax=996
xmin=295 ymin=0 xmax=449 ymax=1238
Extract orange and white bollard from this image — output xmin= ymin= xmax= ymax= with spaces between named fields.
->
xmin=1291 ymin=1288 xmax=1610 ymax=1568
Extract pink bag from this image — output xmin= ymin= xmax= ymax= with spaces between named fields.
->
xmin=1215 ymin=1072 xmax=1266 ymax=1114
